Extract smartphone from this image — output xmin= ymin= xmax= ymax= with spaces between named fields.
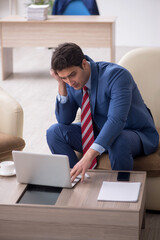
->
xmin=117 ymin=172 xmax=130 ymax=181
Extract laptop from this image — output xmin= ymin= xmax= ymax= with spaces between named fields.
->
xmin=12 ymin=151 xmax=80 ymax=188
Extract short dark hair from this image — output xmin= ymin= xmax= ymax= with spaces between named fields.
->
xmin=51 ymin=43 xmax=85 ymax=72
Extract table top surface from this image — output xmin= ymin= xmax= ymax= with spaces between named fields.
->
xmin=0 ymin=170 xmax=146 ymax=212
xmin=0 ymin=15 xmax=116 ymax=23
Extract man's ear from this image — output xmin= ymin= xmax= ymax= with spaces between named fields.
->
xmin=82 ymin=59 xmax=87 ymax=69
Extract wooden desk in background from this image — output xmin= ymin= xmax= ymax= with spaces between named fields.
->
xmin=0 ymin=15 xmax=116 ymax=80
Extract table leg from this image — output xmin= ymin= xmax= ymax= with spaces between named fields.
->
xmin=110 ymin=22 xmax=116 ymax=63
xmin=1 ymin=48 xmax=13 ymax=80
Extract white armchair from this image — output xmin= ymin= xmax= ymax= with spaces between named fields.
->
xmin=118 ymin=48 xmax=160 ymax=210
xmin=0 ymin=87 xmax=25 ymax=161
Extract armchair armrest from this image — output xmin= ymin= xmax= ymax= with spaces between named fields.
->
xmin=0 ymin=87 xmax=24 ymax=138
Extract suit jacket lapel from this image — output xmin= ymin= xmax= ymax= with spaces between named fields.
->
xmin=88 ymin=57 xmax=98 ymax=115
xmin=75 ymin=89 xmax=83 ymax=108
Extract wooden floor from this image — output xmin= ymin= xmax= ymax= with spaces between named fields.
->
xmin=0 ymin=47 xmax=160 ymax=239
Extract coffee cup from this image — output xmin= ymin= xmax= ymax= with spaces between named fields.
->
xmin=0 ymin=161 xmax=15 ymax=175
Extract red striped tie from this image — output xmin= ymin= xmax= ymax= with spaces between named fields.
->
xmin=81 ymin=86 xmax=97 ymax=169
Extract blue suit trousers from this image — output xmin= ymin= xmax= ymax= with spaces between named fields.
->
xmin=46 ymin=123 xmax=143 ymax=170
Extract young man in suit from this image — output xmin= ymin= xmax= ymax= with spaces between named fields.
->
xmin=47 ymin=42 xmax=159 ymax=182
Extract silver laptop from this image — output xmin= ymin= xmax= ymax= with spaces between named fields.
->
xmin=12 ymin=151 xmax=80 ymax=188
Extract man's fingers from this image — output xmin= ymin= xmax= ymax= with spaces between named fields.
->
xmin=70 ymin=166 xmax=77 ymax=177
xmin=50 ymin=69 xmax=54 ymax=76
xmin=71 ymin=168 xmax=81 ymax=182
xmin=70 ymin=158 xmax=90 ymax=183
xmin=81 ymin=170 xmax=86 ymax=182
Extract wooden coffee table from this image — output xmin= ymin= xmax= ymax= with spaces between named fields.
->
xmin=0 ymin=170 xmax=146 ymax=240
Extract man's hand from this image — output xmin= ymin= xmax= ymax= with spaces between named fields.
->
xmin=70 ymin=148 xmax=99 ymax=182
xmin=50 ymin=69 xmax=67 ymax=96
xmin=50 ymin=69 xmax=63 ymax=83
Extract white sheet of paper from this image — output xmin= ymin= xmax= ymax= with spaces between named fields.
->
xmin=97 ymin=181 xmax=141 ymax=202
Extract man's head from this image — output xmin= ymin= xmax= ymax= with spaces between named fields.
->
xmin=51 ymin=42 xmax=84 ymax=71
xmin=51 ymin=43 xmax=90 ymax=90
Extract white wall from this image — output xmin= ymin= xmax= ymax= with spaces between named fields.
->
xmin=0 ymin=0 xmax=160 ymax=47
xmin=97 ymin=0 xmax=160 ymax=47
xmin=0 ymin=0 xmax=30 ymax=17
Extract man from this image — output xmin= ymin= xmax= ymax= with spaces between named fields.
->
xmin=47 ymin=42 xmax=159 ymax=182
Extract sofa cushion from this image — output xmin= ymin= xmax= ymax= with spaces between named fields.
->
xmin=97 ymin=128 xmax=160 ymax=177
xmin=0 ymin=132 xmax=25 ymax=161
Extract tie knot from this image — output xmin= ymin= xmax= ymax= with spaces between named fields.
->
xmin=83 ymin=86 xmax=88 ymax=92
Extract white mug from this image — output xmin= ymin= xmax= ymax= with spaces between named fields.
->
xmin=0 ymin=161 xmax=15 ymax=175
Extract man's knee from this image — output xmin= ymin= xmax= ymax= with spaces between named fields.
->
xmin=46 ymin=123 xmax=61 ymax=147
xmin=108 ymin=132 xmax=133 ymax=170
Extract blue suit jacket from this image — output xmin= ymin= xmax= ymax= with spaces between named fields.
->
xmin=55 ymin=56 xmax=159 ymax=155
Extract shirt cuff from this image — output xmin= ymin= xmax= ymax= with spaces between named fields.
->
xmin=57 ymin=93 xmax=68 ymax=104
xmin=90 ymin=143 xmax=105 ymax=155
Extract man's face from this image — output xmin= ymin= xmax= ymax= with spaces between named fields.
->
xmin=57 ymin=59 xmax=90 ymax=90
